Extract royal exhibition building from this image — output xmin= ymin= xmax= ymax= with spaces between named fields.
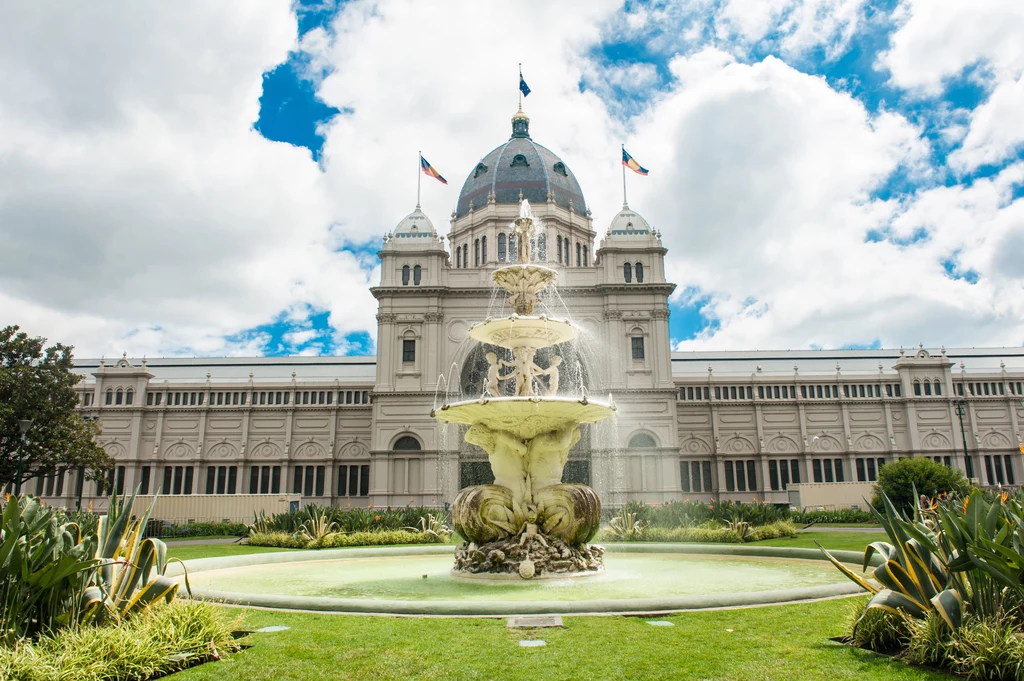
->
xmin=34 ymin=111 xmax=1024 ymax=519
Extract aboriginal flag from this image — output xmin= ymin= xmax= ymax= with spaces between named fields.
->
xmin=622 ymin=148 xmax=649 ymax=176
xmin=420 ymin=154 xmax=447 ymax=184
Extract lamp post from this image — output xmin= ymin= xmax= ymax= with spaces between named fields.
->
xmin=954 ymin=401 xmax=973 ymax=480
xmin=13 ymin=419 xmax=32 ymax=496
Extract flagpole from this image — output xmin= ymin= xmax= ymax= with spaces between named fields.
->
xmin=518 ymin=62 xmax=522 ymax=111
xmin=621 ymin=144 xmax=628 ymax=208
xmin=417 ymin=150 xmax=422 ymax=208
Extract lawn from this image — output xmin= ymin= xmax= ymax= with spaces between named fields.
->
xmin=164 ymin=529 xmax=946 ymax=680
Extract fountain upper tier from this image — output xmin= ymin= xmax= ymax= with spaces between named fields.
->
xmin=433 ymin=396 xmax=614 ymax=441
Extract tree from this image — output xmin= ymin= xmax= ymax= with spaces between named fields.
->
xmin=0 ymin=325 xmax=111 ymax=490
xmin=873 ymin=457 xmax=971 ymax=514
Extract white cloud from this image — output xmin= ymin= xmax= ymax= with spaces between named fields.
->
xmin=949 ymin=74 xmax=1024 ymax=172
xmin=0 ymin=1 xmax=378 ymax=357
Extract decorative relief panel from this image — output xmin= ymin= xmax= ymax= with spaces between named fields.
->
xmin=917 ymin=410 xmax=948 ymax=421
xmin=849 ymin=410 xmax=883 ymax=422
xmin=677 ymin=414 xmax=709 ymax=425
xmin=766 ymin=435 xmax=799 ymax=453
xmin=250 ymin=418 xmax=286 ymax=430
xmin=447 ymin=320 xmax=469 ymax=343
xmin=250 ymin=441 xmax=283 ymax=459
xmin=982 ymin=431 xmax=1012 ymax=449
xmin=294 ymin=441 xmax=327 ymax=459
xmin=922 ymin=432 xmax=952 ymax=449
xmin=165 ymin=419 xmax=199 ymax=431
xmin=763 ymin=412 xmax=796 ymax=423
xmin=720 ymin=435 xmax=754 ymax=454
xmin=164 ymin=442 xmax=195 ymax=460
xmin=144 ymin=420 xmax=156 ymax=431
xmin=207 ymin=418 xmax=242 ymax=430
xmin=295 ymin=417 xmax=330 ymax=430
xmin=854 ymin=434 xmax=885 ymax=451
xmin=811 ymin=435 xmax=843 ymax=453
xmin=680 ymin=437 xmax=711 ymax=455
xmin=339 ymin=442 xmax=368 ymax=459
xmin=207 ymin=442 xmax=238 ymax=459
xmin=102 ymin=442 xmax=127 ymax=459
xmin=977 ymin=409 xmax=1009 ymax=420
xmin=102 ymin=419 xmax=131 ymax=430
xmin=806 ymin=411 xmax=840 ymax=423
xmin=720 ymin=413 xmax=753 ymax=424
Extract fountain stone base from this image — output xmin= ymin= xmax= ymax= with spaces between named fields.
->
xmin=453 ymin=536 xmax=604 ymax=580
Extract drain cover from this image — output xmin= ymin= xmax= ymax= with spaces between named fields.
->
xmin=507 ymin=616 xmax=563 ymax=628
xmin=519 ymin=640 xmax=547 ymax=647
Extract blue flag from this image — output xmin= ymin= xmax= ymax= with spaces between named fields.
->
xmin=519 ymin=73 xmax=531 ymax=97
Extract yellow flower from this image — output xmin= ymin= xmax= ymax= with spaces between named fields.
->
xmin=1001 ymin=492 xmax=1009 ymax=503
xmin=963 ymin=497 xmax=969 ymax=514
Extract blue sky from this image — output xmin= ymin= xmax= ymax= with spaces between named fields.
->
xmin=2 ymin=0 xmax=1023 ymax=358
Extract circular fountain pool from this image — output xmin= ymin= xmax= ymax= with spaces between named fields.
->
xmin=170 ymin=544 xmax=869 ymax=616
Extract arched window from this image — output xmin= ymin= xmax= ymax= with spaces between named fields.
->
xmin=628 ymin=433 xmax=658 ymax=448
xmin=115 ymin=389 xmax=123 ymax=405
xmin=105 ymin=389 xmax=113 ymax=405
xmin=624 ymin=262 xmax=632 ymax=282
xmin=934 ymin=380 xmax=942 ymax=396
xmin=401 ymin=265 xmax=410 ymax=286
xmin=924 ymin=381 xmax=933 ymax=396
xmin=456 ymin=247 xmax=461 ymax=268
xmin=636 ymin=262 xmax=644 ymax=282
xmin=556 ymin=235 xmax=562 ymax=263
xmin=393 ymin=436 xmax=422 ymax=451
xmin=576 ymin=242 xmax=581 ymax=267
xmin=481 ymin=236 xmax=487 ymax=262
xmin=498 ymin=233 xmax=506 ymax=261
xmin=913 ymin=380 xmax=922 ymax=396
xmin=413 ymin=265 xmax=421 ymax=285
xmin=474 ymin=239 xmax=480 ymax=266
xmin=462 ymin=244 xmax=468 ymax=268
xmin=125 ymin=389 xmax=134 ymax=405
xmin=582 ymin=246 xmax=588 ymax=266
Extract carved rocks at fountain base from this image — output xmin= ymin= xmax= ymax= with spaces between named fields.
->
xmin=453 ymin=537 xmax=604 ymax=579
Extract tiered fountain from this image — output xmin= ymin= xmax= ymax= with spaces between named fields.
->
xmin=433 ymin=200 xmax=615 ymax=579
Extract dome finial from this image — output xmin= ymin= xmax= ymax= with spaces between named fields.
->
xmin=511 ymin=108 xmax=530 ymax=139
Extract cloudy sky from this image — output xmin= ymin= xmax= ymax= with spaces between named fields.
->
xmin=2 ymin=0 xmax=1023 ymax=358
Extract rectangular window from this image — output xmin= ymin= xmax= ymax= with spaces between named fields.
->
xmin=823 ymin=459 xmax=834 ymax=483
xmin=680 ymin=462 xmax=691 ymax=492
xmin=702 ymin=461 xmax=713 ymax=491
xmin=690 ymin=462 xmax=701 ymax=493
xmin=359 ymin=465 xmax=370 ymax=496
xmin=227 ymin=466 xmax=237 ymax=494
xmin=812 ymin=459 xmax=823 ymax=483
xmin=867 ymin=458 xmax=877 ymax=481
xmin=725 ymin=462 xmax=735 ymax=492
xmin=271 ymin=466 xmax=281 ymax=494
xmin=735 ymin=461 xmax=746 ymax=491
xmin=631 ymin=336 xmax=645 ymax=360
xmin=1005 ymin=455 xmax=1016 ymax=485
xmin=985 ymin=456 xmax=996 ymax=485
xmin=834 ymin=459 xmax=844 ymax=483
xmin=730 ymin=386 xmax=737 ymax=400
xmin=206 ymin=467 xmax=216 ymax=494
xmin=338 ymin=465 xmax=348 ymax=496
xmin=139 ymin=466 xmax=150 ymax=495
xmin=326 ymin=391 xmax=333 ymax=405
xmin=773 ymin=386 xmax=780 ymax=399
xmin=304 ymin=467 xmax=314 ymax=497
xmin=315 ymin=466 xmax=325 ymax=497
xmin=758 ymin=386 xmax=764 ymax=399
xmin=216 ymin=466 xmax=227 ymax=495
xmin=349 ymin=465 xmax=360 ymax=496
xmin=769 ymin=460 xmax=779 ymax=490
xmin=715 ymin=387 xmax=722 ymax=399
xmin=249 ymin=467 xmax=259 ymax=494
xmin=782 ymin=386 xmax=789 ymax=399
xmin=183 ymin=466 xmax=193 ymax=495
xmin=791 ymin=460 xmax=800 ymax=484
xmin=856 ymin=458 xmax=866 ymax=482
xmin=780 ymin=461 xmax=790 ymax=489
xmin=293 ymin=466 xmax=304 ymax=495
xmin=260 ymin=466 xmax=270 ymax=494
xmin=746 ymin=460 xmax=757 ymax=491
xmin=403 ymin=339 xmax=416 ymax=362
xmin=800 ymin=386 xmax=807 ymax=398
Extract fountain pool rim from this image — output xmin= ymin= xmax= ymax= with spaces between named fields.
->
xmin=169 ymin=543 xmax=877 ymax=617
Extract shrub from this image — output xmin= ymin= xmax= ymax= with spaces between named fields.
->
xmin=850 ymin=602 xmax=911 ymax=652
xmin=248 ymin=505 xmax=449 ymax=536
xmin=247 ymin=529 xmax=448 ymax=549
xmin=791 ymin=508 xmax=875 ymax=524
xmin=149 ymin=521 xmax=248 ymax=539
xmin=0 ymin=600 xmax=239 ymax=681
xmin=873 ymin=457 xmax=970 ymax=514
xmin=940 ymin=615 xmax=1024 ymax=680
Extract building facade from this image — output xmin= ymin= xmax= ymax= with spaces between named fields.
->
xmin=25 ymin=111 xmax=1024 ymax=513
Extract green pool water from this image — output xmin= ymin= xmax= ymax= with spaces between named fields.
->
xmin=185 ymin=553 xmax=850 ymax=602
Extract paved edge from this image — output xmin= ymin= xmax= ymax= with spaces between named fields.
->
xmin=171 ymin=543 xmax=879 ymax=617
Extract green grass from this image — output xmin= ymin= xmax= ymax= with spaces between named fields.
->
xmin=160 ymin=529 xmax=942 ymax=681
xmin=167 ymin=543 xmax=290 ymax=562
xmin=171 ymin=599 xmax=953 ymax=681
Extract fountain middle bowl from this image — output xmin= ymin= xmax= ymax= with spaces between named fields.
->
xmin=433 ymin=396 xmax=614 ymax=440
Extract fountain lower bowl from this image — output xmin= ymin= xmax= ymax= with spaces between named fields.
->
xmin=433 ymin=397 xmax=614 ymax=440
xmin=169 ymin=544 xmax=871 ymax=617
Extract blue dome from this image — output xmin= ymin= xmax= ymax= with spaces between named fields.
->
xmin=455 ymin=112 xmax=588 ymax=219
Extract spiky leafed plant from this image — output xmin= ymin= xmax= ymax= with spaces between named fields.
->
xmin=818 ymin=489 xmax=964 ymax=631
xmin=299 ymin=511 xmax=340 ymax=544
xmin=0 ymin=495 xmax=99 ymax=643
xmin=404 ymin=513 xmax=452 ymax=539
xmin=80 ymin=490 xmax=188 ymax=624
xmin=607 ymin=508 xmax=646 ymax=540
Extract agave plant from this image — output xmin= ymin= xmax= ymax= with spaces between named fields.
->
xmin=818 ymin=489 xmax=964 ymax=631
xmin=727 ymin=516 xmax=751 ymax=540
xmin=81 ymin=490 xmax=188 ymax=625
xmin=299 ymin=511 xmax=340 ymax=543
xmin=0 ymin=495 xmax=99 ymax=643
xmin=607 ymin=508 xmax=646 ymax=540
xmin=404 ymin=513 xmax=452 ymax=539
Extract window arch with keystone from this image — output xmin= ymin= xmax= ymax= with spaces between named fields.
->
xmin=628 ymin=326 xmax=647 ymax=362
xmin=393 ymin=435 xmax=422 ymax=451
xmin=628 ymin=432 xmax=658 ymax=449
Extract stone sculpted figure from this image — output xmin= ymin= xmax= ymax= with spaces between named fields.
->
xmin=513 ymin=217 xmax=535 ymax=264
xmin=465 ymin=423 xmax=529 ymax=510
xmin=508 ymin=347 xmax=544 ymax=397
xmin=484 ymin=351 xmax=516 ymax=396
xmin=543 ymin=355 xmax=562 ymax=394
xmin=519 ymin=506 xmax=548 ymax=547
